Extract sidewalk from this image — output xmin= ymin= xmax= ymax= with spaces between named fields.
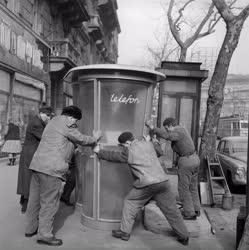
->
xmin=0 ymin=159 xmax=234 ymax=250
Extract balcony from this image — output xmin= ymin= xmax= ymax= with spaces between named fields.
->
xmin=97 ymin=0 xmax=121 ymax=33
xmin=53 ymin=0 xmax=90 ymax=27
xmin=87 ymin=15 xmax=103 ymax=41
xmin=49 ymin=39 xmax=80 ymax=71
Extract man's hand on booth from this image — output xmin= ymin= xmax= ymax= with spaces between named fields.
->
xmin=93 ymin=144 xmax=100 ymax=154
xmin=145 ymin=120 xmax=154 ymax=130
xmin=143 ymin=134 xmax=151 ymax=142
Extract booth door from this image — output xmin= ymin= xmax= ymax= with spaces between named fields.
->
xmin=160 ymin=95 xmax=196 ymax=166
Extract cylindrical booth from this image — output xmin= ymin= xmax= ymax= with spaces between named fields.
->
xmin=64 ymin=64 xmax=165 ymax=230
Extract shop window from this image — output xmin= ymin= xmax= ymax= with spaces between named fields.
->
xmin=14 ymin=81 xmax=41 ymax=101
xmin=0 ymin=93 xmax=8 ymax=141
xmin=12 ymin=96 xmax=39 ymax=142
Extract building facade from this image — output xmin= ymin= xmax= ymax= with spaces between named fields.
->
xmin=0 ymin=0 xmax=120 ymax=142
xmin=200 ymin=74 xmax=249 ymax=135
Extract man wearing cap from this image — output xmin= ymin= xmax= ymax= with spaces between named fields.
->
xmin=145 ymin=118 xmax=201 ymax=221
xmin=17 ymin=106 xmax=54 ymax=213
xmin=93 ymin=131 xmax=189 ymax=246
xmin=25 ymin=105 xmax=101 ymax=246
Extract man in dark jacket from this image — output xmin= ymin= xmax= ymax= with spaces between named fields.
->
xmin=25 ymin=106 xmax=101 ymax=247
xmin=145 ymin=118 xmax=201 ymax=220
xmin=17 ymin=106 xmax=54 ymax=213
xmin=93 ymin=131 xmax=189 ymax=246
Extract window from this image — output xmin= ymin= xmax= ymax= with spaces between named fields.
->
xmin=232 ymin=140 xmax=247 ymax=153
xmin=218 ymin=141 xmax=225 ymax=152
xmin=241 ymin=122 xmax=248 ymax=129
xmin=100 ymin=79 xmax=148 ymax=144
xmin=64 ymin=95 xmax=73 ymax=106
xmin=0 ymin=21 xmax=11 ymax=50
xmin=10 ymin=31 xmax=17 ymax=54
xmin=223 ymin=141 xmax=230 ymax=154
xmin=233 ymin=122 xmax=239 ymax=130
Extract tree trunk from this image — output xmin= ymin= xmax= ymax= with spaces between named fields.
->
xmin=179 ymin=47 xmax=187 ymax=62
xmin=199 ymin=19 xmax=244 ymax=179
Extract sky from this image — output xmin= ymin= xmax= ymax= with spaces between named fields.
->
xmin=116 ymin=0 xmax=249 ymax=75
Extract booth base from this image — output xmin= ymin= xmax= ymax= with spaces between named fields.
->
xmin=81 ymin=213 xmax=120 ymax=231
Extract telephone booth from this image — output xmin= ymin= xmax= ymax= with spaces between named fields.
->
xmin=157 ymin=61 xmax=208 ymax=166
xmin=64 ymin=64 xmax=165 ymax=230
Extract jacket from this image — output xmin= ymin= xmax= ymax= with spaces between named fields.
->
xmin=98 ymin=140 xmax=168 ymax=188
xmin=4 ymin=123 xmax=20 ymax=140
xmin=29 ymin=115 xmax=97 ymax=180
xmin=153 ymin=126 xmax=195 ymax=157
xmin=17 ymin=115 xmax=46 ymax=197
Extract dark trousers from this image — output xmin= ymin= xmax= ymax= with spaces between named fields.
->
xmin=178 ymin=154 xmax=201 ymax=216
xmin=61 ymin=167 xmax=76 ymax=202
xmin=120 ymin=181 xmax=189 ymax=239
xmin=25 ymin=171 xmax=64 ymax=239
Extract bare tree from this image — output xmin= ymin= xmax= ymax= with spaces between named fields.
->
xmin=146 ymin=0 xmax=221 ymax=66
xmin=146 ymin=29 xmax=180 ymax=68
xmin=167 ymin=0 xmax=221 ymax=61
xmin=199 ymin=0 xmax=249 ymax=170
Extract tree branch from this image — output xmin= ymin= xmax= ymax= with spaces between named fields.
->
xmin=237 ymin=4 xmax=249 ymax=21
xmin=212 ymin=0 xmax=235 ymax=23
xmin=174 ymin=0 xmax=195 ymax=26
xmin=167 ymin=0 xmax=184 ymax=47
xmin=185 ymin=3 xmax=215 ymax=46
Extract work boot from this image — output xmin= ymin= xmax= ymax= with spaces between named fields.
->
xmin=183 ymin=214 xmax=197 ymax=220
xmin=25 ymin=228 xmax=38 ymax=237
xmin=181 ymin=211 xmax=197 ymax=220
xmin=177 ymin=236 xmax=189 ymax=246
xmin=112 ymin=229 xmax=130 ymax=241
xmin=37 ymin=237 xmax=63 ymax=246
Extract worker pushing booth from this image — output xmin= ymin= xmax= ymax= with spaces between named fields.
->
xmin=63 ymin=64 xmax=165 ymax=230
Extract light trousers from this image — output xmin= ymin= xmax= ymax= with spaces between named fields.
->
xmin=25 ymin=171 xmax=64 ymax=239
xmin=120 ymin=181 xmax=189 ymax=239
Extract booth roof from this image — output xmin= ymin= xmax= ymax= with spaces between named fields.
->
xmin=63 ymin=64 xmax=166 ymax=83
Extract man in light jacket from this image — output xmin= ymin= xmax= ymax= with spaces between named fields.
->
xmin=93 ymin=131 xmax=189 ymax=246
xmin=25 ymin=106 xmax=101 ymax=246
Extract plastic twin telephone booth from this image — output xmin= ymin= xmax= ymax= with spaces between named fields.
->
xmin=64 ymin=64 xmax=165 ymax=230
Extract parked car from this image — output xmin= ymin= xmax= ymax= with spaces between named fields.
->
xmin=217 ymin=136 xmax=247 ymax=187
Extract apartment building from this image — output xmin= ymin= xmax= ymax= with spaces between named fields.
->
xmin=0 ymin=0 xmax=120 ymax=141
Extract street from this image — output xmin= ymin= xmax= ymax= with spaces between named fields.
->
xmin=0 ymin=157 xmax=245 ymax=250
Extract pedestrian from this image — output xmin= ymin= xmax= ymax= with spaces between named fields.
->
xmin=93 ymin=131 xmax=189 ymax=246
xmin=1 ymin=119 xmax=22 ymax=166
xmin=25 ymin=105 xmax=101 ymax=247
xmin=17 ymin=106 xmax=54 ymax=213
xmin=60 ymin=152 xmax=76 ymax=206
xmin=145 ymin=117 xmax=201 ymax=220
